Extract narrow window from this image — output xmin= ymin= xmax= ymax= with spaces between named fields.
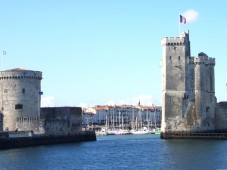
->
xmin=206 ymin=106 xmax=210 ymax=113
xmin=22 ymin=88 xmax=25 ymax=94
xmin=15 ymin=104 xmax=23 ymax=110
xmin=170 ymin=56 xmax=172 ymax=60
xmin=178 ymin=56 xmax=180 ymax=60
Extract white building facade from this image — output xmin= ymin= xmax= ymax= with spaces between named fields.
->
xmin=83 ymin=105 xmax=161 ymax=128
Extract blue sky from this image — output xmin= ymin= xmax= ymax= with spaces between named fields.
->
xmin=0 ymin=1 xmax=226 ymax=107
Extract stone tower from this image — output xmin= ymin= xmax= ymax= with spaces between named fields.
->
xmin=0 ymin=68 xmax=42 ymax=131
xmin=161 ymin=31 xmax=216 ymax=133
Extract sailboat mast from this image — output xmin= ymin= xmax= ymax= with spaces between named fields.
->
xmin=122 ymin=112 xmax=124 ymax=130
xmin=119 ymin=111 xmax=120 ymax=129
xmin=105 ymin=110 xmax=108 ymax=130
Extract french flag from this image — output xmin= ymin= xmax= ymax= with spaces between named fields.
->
xmin=179 ymin=15 xmax=186 ymax=24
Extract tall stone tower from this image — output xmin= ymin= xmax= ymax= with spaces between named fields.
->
xmin=0 ymin=68 xmax=42 ymax=131
xmin=161 ymin=31 xmax=216 ymax=133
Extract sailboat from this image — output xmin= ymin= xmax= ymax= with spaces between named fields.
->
xmin=130 ymin=126 xmax=154 ymax=135
xmin=130 ymin=113 xmax=154 ymax=135
xmin=107 ymin=110 xmax=131 ymax=135
xmin=95 ymin=113 xmax=108 ymax=136
xmin=154 ymin=128 xmax=161 ymax=135
xmin=95 ymin=128 xmax=107 ymax=136
xmin=153 ymin=107 xmax=161 ymax=134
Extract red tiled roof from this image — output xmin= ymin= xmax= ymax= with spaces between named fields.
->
xmin=90 ymin=105 xmax=156 ymax=111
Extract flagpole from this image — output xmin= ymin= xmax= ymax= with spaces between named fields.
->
xmin=179 ymin=13 xmax=181 ymax=36
xmin=1 ymin=51 xmax=6 ymax=71
xmin=1 ymin=51 xmax=3 ymax=71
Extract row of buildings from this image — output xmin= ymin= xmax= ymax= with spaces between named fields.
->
xmin=82 ymin=104 xmax=161 ymax=130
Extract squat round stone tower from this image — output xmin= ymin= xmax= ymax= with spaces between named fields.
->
xmin=0 ymin=68 xmax=42 ymax=131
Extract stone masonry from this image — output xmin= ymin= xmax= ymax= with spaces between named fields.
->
xmin=0 ymin=68 xmax=42 ymax=132
xmin=40 ymin=107 xmax=82 ymax=136
xmin=0 ymin=68 xmax=83 ymax=136
xmin=161 ymin=31 xmax=217 ymax=133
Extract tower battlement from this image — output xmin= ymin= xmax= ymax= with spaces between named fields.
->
xmin=0 ymin=68 xmax=42 ymax=80
xmin=161 ymin=37 xmax=186 ymax=46
xmin=161 ymin=31 xmax=190 ymax=46
xmin=193 ymin=54 xmax=215 ymax=65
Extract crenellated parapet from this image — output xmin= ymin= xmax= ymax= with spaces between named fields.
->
xmin=0 ymin=68 xmax=42 ymax=80
xmin=161 ymin=31 xmax=190 ymax=46
xmin=161 ymin=37 xmax=186 ymax=46
xmin=188 ymin=57 xmax=195 ymax=64
xmin=193 ymin=53 xmax=215 ymax=66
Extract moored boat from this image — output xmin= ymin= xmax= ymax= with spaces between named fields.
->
xmin=107 ymin=129 xmax=131 ymax=135
xmin=154 ymin=128 xmax=161 ymax=134
xmin=130 ymin=127 xmax=154 ymax=135
xmin=95 ymin=128 xmax=108 ymax=136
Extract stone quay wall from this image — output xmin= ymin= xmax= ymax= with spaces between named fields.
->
xmin=40 ymin=107 xmax=82 ymax=136
xmin=0 ymin=131 xmax=96 ymax=150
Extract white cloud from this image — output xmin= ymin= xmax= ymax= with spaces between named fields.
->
xmin=183 ymin=9 xmax=199 ymax=23
xmin=79 ymin=102 xmax=88 ymax=108
xmin=106 ymin=100 xmax=116 ymax=106
xmin=105 ymin=95 xmax=155 ymax=106
xmin=41 ymin=96 xmax=55 ymax=107
xmin=76 ymin=95 xmax=159 ymax=108
xmin=137 ymin=95 xmax=154 ymax=106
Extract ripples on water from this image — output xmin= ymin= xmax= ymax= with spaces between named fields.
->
xmin=0 ymin=134 xmax=227 ymax=170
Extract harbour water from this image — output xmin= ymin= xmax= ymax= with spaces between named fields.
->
xmin=0 ymin=134 xmax=227 ymax=170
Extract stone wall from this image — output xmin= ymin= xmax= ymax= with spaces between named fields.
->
xmin=215 ymin=102 xmax=227 ymax=131
xmin=0 ymin=69 xmax=42 ymax=131
xmin=161 ymin=31 xmax=216 ymax=133
xmin=0 ymin=113 xmax=3 ymax=131
xmin=40 ymin=107 xmax=82 ymax=136
xmin=161 ymin=31 xmax=195 ymax=132
xmin=0 ymin=131 xmax=96 ymax=150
